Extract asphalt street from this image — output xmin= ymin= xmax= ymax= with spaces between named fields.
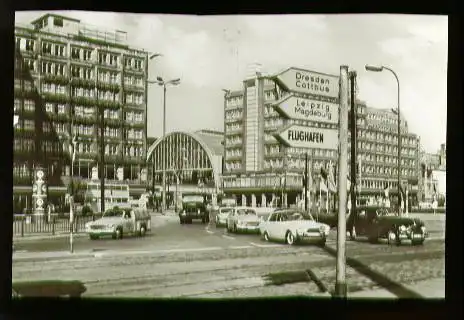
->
xmin=13 ymin=213 xmax=446 ymax=253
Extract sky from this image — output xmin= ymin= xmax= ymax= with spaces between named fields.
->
xmin=15 ymin=12 xmax=448 ymax=153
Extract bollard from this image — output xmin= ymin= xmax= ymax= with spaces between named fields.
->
xmin=52 ymin=217 xmax=55 ymax=236
xmin=21 ymin=217 xmax=24 ymax=237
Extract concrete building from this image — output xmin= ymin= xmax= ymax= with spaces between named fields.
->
xmin=146 ymin=129 xmax=224 ymax=208
xmin=13 ymin=13 xmax=149 ymax=213
xmin=222 ymin=65 xmax=421 ymax=208
xmin=419 ymin=143 xmax=446 ymax=202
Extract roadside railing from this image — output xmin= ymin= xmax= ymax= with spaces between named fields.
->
xmin=12 ymin=213 xmax=103 ymax=237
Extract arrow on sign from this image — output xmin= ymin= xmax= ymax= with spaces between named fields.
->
xmin=273 ymin=124 xmax=339 ymax=150
xmin=272 ymin=95 xmax=339 ymax=124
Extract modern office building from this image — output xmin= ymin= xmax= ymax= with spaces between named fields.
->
xmin=13 ymin=13 xmax=149 ymax=213
xmin=222 ymin=65 xmax=421 ymax=208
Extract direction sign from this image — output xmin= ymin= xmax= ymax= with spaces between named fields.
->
xmin=273 ymin=95 xmax=339 ymax=124
xmin=274 ymin=125 xmax=338 ymax=150
xmin=275 ymin=67 xmax=339 ymax=99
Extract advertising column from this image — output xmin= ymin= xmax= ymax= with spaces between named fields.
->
xmin=32 ymin=167 xmax=47 ymax=222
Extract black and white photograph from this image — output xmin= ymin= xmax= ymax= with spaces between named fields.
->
xmin=12 ymin=11 xmax=447 ymax=299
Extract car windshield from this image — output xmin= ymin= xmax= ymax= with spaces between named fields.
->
xmin=236 ymin=209 xmax=256 ymax=216
xmin=376 ymin=208 xmax=395 ymax=217
xmin=220 ymin=208 xmax=233 ymax=215
xmin=222 ymin=199 xmax=236 ymax=206
xmin=104 ymin=210 xmax=123 ymax=217
xmin=285 ymin=211 xmax=315 ymax=221
xmin=183 ymin=195 xmax=204 ymax=202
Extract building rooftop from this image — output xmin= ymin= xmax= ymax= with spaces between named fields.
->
xmin=194 ymin=130 xmax=224 ymax=156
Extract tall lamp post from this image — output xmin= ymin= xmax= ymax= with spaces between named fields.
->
xmin=365 ymin=64 xmax=402 ymax=216
xmin=148 ymin=76 xmax=181 ymax=213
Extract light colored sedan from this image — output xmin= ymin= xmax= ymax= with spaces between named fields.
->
xmin=259 ymin=209 xmax=330 ymax=246
xmin=226 ymin=207 xmax=261 ymax=233
xmin=215 ymin=207 xmax=234 ymax=227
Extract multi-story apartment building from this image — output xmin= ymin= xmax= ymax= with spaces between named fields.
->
xmin=13 ymin=13 xmax=149 ymax=213
xmin=222 ymin=65 xmax=421 ymax=208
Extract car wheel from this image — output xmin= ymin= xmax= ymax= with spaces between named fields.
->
xmin=317 ymin=238 xmax=326 ymax=247
xmin=411 ymin=239 xmax=424 ymax=246
xmin=262 ymin=231 xmax=270 ymax=242
xmin=387 ymin=230 xmax=399 ymax=246
xmin=139 ymin=225 xmax=146 ymax=237
xmin=115 ymin=227 xmax=123 ymax=240
xmin=285 ymin=231 xmax=295 ymax=245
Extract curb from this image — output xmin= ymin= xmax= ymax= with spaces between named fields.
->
xmin=13 ymin=233 xmax=88 ymax=242
xmin=13 ymin=252 xmax=96 ymax=263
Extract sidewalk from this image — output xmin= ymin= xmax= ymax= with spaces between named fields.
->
xmin=348 ymin=278 xmax=445 ymax=299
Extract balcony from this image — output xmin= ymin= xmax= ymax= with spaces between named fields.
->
xmin=124 ymin=121 xmax=144 ymax=129
xmin=97 ymin=99 xmax=122 ymax=109
xmin=97 ymin=81 xmax=121 ymax=92
xmin=70 ymin=77 xmax=96 ymax=88
xmin=13 ymin=175 xmax=33 ymax=186
xmin=104 ymin=118 xmax=121 ymax=126
xmin=42 ymin=74 xmax=69 ymax=85
xmin=71 ymin=96 xmax=97 ymax=106
xmin=41 ymin=92 xmax=69 ymax=103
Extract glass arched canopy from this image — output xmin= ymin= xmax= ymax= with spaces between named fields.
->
xmin=147 ymin=131 xmax=223 ymax=191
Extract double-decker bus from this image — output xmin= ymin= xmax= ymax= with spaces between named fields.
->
xmin=84 ymin=181 xmax=131 ymax=213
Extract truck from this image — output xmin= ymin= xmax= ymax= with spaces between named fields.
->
xmin=84 ymin=206 xmax=151 ymax=240
xmin=179 ymin=193 xmax=209 ymax=224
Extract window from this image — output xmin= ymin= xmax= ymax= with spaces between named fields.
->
xmin=54 ymin=44 xmax=65 ymax=57
xmin=83 ymin=50 xmax=92 ymax=61
xmin=99 ymin=52 xmax=107 ymax=64
xmin=57 ymin=104 xmax=66 ymax=114
xmin=71 ymin=65 xmax=81 ymax=78
xmin=42 ymin=42 xmax=52 ymax=54
xmin=71 ymin=47 xmax=80 ymax=60
xmin=134 ymin=59 xmax=142 ymax=70
xmin=41 ymin=62 xmax=53 ymax=74
xmin=25 ymin=39 xmax=35 ymax=52
xmin=54 ymin=64 xmax=65 ymax=76
xmin=53 ymin=17 xmax=63 ymax=27
xmin=45 ymin=103 xmax=54 ymax=113
xmin=83 ymin=68 xmax=92 ymax=80
xmin=109 ymin=54 xmax=118 ymax=66
xmin=24 ymin=59 xmax=36 ymax=72
xmin=23 ymin=120 xmax=35 ymax=130
xmin=124 ymin=57 xmax=133 ymax=68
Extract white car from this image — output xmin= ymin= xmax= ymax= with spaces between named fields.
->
xmin=226 ymin=207 xmax=261 ymax=233
xmin=259 ymin=209 xmax=330 ymax=246
xmin=215 ymin=207 xmax=234 ymax=227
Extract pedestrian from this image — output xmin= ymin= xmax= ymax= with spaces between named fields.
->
xmin=432 ymin=198 xmax=438 ymax=215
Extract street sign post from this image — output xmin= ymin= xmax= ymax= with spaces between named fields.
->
xmin=274 ymin=125 xmax=339 ymax=150
xmin=274 ymin=67 xmax=340 ymax=99
xmin=273 ymin=95 xmax=339 ymax=124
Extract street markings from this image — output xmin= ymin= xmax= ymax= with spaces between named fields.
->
xmin=249 ymin=242 xmax=285 ymax=248
xmin=222 ymin=235 xmax=236 ymax=240
xmin=94 ymin=246 xmax=225 ymax=258
xmin=206 ymin=230 xmax=215 ymax=235
xmin=228 ymin=245 xmax=253 ymax=250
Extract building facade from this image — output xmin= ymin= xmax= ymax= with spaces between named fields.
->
xmin=146 ymin=130 xmax=224 ymax=208
xmin=13 ymin=14 xmax=149 ymax=213
xmin=419 ymin=143 xmax=446 ymax=202
xmin=222 ymin=65 xmax=421 ymax=208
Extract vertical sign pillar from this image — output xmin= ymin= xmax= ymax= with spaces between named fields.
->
xmin=32 ymin=167 xmax=47 ymax=221
xmin=335 ymin=65 xmax=349 ymax=298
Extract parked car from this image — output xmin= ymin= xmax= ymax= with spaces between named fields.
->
xmin=226 ymin=207 xmax=261 ymax=233
xmin=347 ymin=206 xmax=427 ymax=245
xmin=84 ymin=207 xmax=151 ymax=240
xmin=12 ymin=280 xmax=87 ymax=298
xmin=259 ymin=209 xmax=330 ymax=246
xmin=179 ymin=193 xmax=209 ymax=224
xmin=215 ymin=207 xmax=234 ymax=227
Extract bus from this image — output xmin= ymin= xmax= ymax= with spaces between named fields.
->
xmin=84 ymin=181 xmax=131 ymax=213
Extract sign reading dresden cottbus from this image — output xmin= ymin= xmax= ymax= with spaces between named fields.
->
xmin=274 ymin=125 xmax=338 ymax=150
xmin=275 ymin=67 xmax=339 ymax=99
xmin=273 ymin=95 xmax=339 ymax=124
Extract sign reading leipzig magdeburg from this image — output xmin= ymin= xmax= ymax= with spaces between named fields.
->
xmin=275 ymin=125 xmax=339 ymax=150
xmin=276 ymin=68 xmax=339 ymax=98
xmin=273 ymin=95 xmax=339 ymax=124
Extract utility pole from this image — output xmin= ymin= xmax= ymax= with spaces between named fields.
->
xmin=349 ymin=71 xmax=358 ymax=234
xmin=335 ymin=65 xmax=350 ymax=298
xmin=99 ymin=82 xmax=105 ymax=214
xmin=161 ymin=84 xmax=167 ymax=214
xmin=304 ymin=152 xmax=308 ymax=212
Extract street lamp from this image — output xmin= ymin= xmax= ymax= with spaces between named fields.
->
xmin=148 ymin=76 xmax=181 ymax=213
xmin=365 ymin=64 xmax=402 ymax=216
